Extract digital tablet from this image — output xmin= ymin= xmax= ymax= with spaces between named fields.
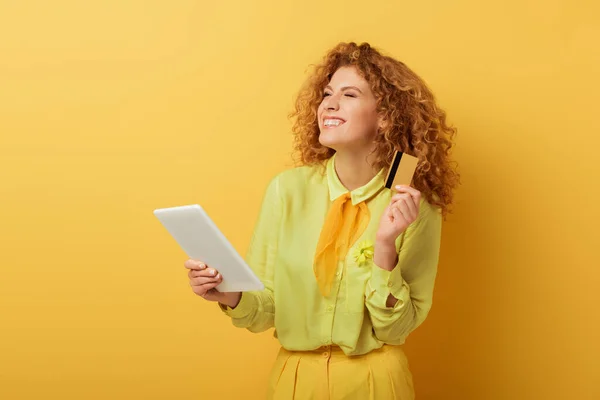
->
xmin=153 ymin=204 xmax=264 ymax=292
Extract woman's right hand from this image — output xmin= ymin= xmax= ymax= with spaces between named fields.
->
xmin=184 ymin=259 xmax=242 ymax=308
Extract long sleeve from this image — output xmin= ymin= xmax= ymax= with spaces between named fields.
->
xmin=364 ymin=198 xmax=442 ymax=344
xmin=218 ymin=175 xmax=282 ymax=333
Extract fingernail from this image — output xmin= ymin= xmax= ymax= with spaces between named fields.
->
xmin=210 ymin=269 xmax=216 ymax=276
xmin=216 ymin=273 xmax=221 ymax=279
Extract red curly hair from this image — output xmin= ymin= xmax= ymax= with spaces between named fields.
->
xmin=289 ymin=42 xmax=460 ymax=218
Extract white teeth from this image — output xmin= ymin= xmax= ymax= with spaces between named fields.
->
xmin=324 ymin=119 xmax=343 ymax=126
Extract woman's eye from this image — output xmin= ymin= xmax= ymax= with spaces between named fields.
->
xmin=323 ymin=92 xmax=331 ymax=98
xmin=345 ymin=93 xmax=357 ymax=98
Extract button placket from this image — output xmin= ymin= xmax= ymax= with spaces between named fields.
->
xmin=326 ymin=260 xmax=344 ymax=314
xmin=321 ymin=345 xmax=331 ymax=359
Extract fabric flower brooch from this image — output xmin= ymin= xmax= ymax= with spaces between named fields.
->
xmin=352 ymin=240 xmax=374 ymax=266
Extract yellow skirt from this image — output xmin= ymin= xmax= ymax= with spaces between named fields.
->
xmin=267 ymin=345 xmax=415 ymax=400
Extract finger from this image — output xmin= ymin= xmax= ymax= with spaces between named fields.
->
xmin=189 ymin=269 xmax=206 ymax=279
xmin=394 ymin=185 xmax=420 ymax=203
xmin=391 ymin=204 xmax=407 ymax=225
xmin=395 ymin=201 xmax=411 ymax=222
xmin=394 ymin=185 xmax=421 ymax=204
xmin=393 ymin=191 xmax=420 ymax=214
xmin=189 ymin=268 xmax=219 ymax=278
xmin=192 ymin=279 xmax=222 ymax=297
xmin=200 ymin=281 xmax=221 ymax=296
xmin=384 ymin=203 xmax=392 ymax=214
xmin=391 ymin=193 xmax=411 ymax=204
xmin=385 ymin=204 xmax=395 ymax=220
xmin=190 ymin=274 xmax=222 ymax=287
xmin=397 ymin=195 xmax=418 ymax=220
xmin=191 ymin=269 xmax=221 ymax=282
xmin=192 ymin=283 xmax=215 ymax=297
xmin=204 ymin=268 xmax=219 ymax=277
xmin=391 ymin=194 xmax=418 ymax=219
xmin=184 ymin=259 xmax=208 ymax=270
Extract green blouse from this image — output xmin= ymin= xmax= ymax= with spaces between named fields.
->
xmin=220 ymin=154 xmax=442 ymax=356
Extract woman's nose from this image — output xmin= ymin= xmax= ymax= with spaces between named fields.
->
xmin=325 ymin=95 xmax=340 ymax=111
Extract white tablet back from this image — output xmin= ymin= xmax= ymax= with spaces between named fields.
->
xmin=153 ymin=204 xmax=264 ymax=292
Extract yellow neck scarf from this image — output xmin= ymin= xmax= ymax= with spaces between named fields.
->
xmin=313 ymin=193 xmax=370 ymax=296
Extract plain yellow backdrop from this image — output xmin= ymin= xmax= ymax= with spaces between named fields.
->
xmin=1 ymin=1 xmax=599 ymax=399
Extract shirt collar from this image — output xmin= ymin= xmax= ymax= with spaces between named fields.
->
xmin=326 ymin=153 xmax=386 ymax=205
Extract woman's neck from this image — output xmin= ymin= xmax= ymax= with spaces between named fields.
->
xmin=333 ymin=151 xmax=379 ymax=192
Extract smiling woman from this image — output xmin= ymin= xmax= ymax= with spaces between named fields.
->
xmin=183 ymin=41 xmax=460 ymax=399
xmin=318 ymin=67 xmax=381 ymax=157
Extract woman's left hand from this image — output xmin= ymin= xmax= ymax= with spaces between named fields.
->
xmin=376 ymin=185 xmax=422 ymax=244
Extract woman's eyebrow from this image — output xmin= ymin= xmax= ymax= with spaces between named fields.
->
xmin=324 ymin=85 xmax=363 ymax=93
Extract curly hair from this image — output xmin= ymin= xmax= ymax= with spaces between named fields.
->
xmin=289 ymin=42 xmax=460 ymax=218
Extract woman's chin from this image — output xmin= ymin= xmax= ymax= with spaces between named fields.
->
xmin=318 ymin=133 xmax=341 ymax=150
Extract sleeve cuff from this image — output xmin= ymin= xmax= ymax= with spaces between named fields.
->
xmin=367 ymin=263 xmax=410 ymax=310
xmin=218 ymin=292 xmax=257 ymax=319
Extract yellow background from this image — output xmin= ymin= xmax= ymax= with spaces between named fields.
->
xmin=1 ymin=1 xmax=598 ymax=399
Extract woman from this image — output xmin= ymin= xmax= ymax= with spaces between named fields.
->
xmin=185 ymin=42 xmax=459 ymax=399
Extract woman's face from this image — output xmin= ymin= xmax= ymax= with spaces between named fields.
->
xmin=317 ymin=66 xmax=381 ymax=153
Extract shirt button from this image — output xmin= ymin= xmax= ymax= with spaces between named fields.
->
xmin=387 ymin=281 xmax=393 ymax=287
xmin=327 ymin=305 xmax=334 ymax=312
xmin=336 ymin=271 xmax=341 ymax=277
xmin=322 ymin=352 xmax=329 ymax=358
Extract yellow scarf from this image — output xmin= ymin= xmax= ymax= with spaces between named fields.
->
xmin=313 ymin=193 xmax=370 ymax=296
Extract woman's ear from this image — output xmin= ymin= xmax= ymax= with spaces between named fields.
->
xmin=377 ymin=115 xmax=388 ymax=132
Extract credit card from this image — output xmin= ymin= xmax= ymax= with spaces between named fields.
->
xmin=384 ymin=150 xmax=419 ymax=189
